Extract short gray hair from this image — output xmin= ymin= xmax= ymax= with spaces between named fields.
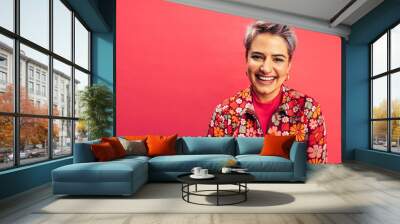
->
xmin=244 ymin=21 xmax=297 ymax=60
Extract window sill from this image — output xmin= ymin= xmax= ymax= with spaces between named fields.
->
xmin=0 ymin=156 xmax=72 ymax=175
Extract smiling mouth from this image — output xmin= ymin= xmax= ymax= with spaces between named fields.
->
xmin=256 ymin=74 xmax=277 ymax=81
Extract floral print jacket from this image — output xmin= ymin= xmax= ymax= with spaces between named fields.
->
xmin=207 ymin=85 xmax=327 ymax=164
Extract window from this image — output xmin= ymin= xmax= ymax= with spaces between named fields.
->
xmin=0 ymin=34 xmax=13 ymax=112
xmin=0 ymin=55 xmax=7 ymax=67
xmin=0 ymin=71 xmax=6 ymax=85
xmin=74 ymin=17 xmax=89 ymax=70
xmin=20 ymin=0 xmax=49 ymax=49
xmin=35 ymin=83 xmax=40 ymax=95
xmin=371 ymin=23 xmax=400 ymax=154
xmin=53 ymin=59 xmax=71 ymax=117
xmin=0 ymin=0 xmax=91 ymax=170
xmin=0 ymin=0 xmax=14 ymax=32
xmin=42 ymin=85 xmax=46 ymax=97
xmin=28 ymin=81 xmax=34 ymax=93
xmin=0 ymin=116 xmax=13 ymax=170
xmin=29 ymin=67 xmax=34 ymax=80
xmin=35 ymin=70 xmax=40 ymax=81
xmin=53 ymin=0 xmax=72 ymax=60
xmin=0 ymin=54 xmax=8 ymax=86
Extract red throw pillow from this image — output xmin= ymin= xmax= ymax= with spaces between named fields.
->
xmin=146 ymin=134 xmax=177 ymax=157
xmin=101 ymin=137 xmax=127 ymax=158
xmin=91 ymin=142 xmax=117 ymax=161
xmin=259 ymin=134 xmax=296 ymax=159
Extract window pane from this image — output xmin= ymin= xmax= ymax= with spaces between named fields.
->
xmin=20 ymin=0 xmax=49 ymax=49
xmin=20 ymin=117 xmax=49 ymax=165
xmin=74 ymin=17 xmax=89 ymax=70
xmin=0 ymin=116 xmax=13 ymax=170
xmin=20 ymin=44 xmax=49 ymax=115
xmin=372 ymin=121 xmax=388 ymax=151
xmin=0 ymin=0 xmax=14 ymax=31
xmin=391 ymin=120 xmax=400 ymax=153
xmin=391 ymin=72 xmax=400 ymax=118
xmin=372 ymin=33 xmax=387 ymax=76
xmin=53 ymin=0 xmax=72 ymax=60
xmin=53 ymin=119 xmax=72 ymax=158
xmin=391 ymin=24 xmax=400 ymax=70
xmin=0 ymin=34 xmax=14 ymax=112
xmin=53 ymin=59 xmax=72 ymax=117
xmin=75 ymin=120 xmax=88 ymax=143
xmin=372 ymin=77 xmax=387 ymax=119
xmin=74 ymin=69 xmax=89 ymax=118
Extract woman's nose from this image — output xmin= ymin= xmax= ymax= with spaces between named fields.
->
xmin=260 ymin=59 xmax=273 ymax=73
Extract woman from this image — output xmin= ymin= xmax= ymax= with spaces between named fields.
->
xmin=207 ymin=21 xmax=327 ymax=164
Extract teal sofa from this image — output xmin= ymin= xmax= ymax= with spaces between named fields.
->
xmin=52 ymin=137 xmax=306 ymax=196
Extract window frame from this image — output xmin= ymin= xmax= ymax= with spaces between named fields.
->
xmin=0 ymin=0 xmax=92 ymax=171
xmin=370 ymin=20 xmax=400 ymax=154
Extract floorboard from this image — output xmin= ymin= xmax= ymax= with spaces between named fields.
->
xmin=1 ymin=161 xmax=400 ymax=224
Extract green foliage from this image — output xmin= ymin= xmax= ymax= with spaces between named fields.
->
xmin=372 ymin=99 xmax=400 ymax=140
xmin=79 ymin=84 xmax=113 ymax=140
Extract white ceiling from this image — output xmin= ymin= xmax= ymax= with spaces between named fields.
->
xmin=167 ymin=0 xmax=384 ymax=38
xmin=228 ymin=0 xmax=353 ymax=22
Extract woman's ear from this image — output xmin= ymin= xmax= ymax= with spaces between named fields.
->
xmin=286 ymin=62 xmax=292 ymax=81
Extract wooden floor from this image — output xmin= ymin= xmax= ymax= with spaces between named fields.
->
xmin=1 ymin=162 xmax=400 ymax=224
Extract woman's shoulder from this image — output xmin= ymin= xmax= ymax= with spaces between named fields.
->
xmin=283 ymin=86 xmax=320 ymax=105
xmin=282 ymin=86 xmax=322 ymax=112
xmin=214 ymin=88 xmax=251 ymax=112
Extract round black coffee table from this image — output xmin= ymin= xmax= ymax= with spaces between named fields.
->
xmin=177 ymin=173 xmax=255 ymax=206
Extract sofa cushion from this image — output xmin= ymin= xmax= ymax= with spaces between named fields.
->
xmin=53 ymin=158 xmax=147 ymax=183
xmin=260 ymin=134 xmax=296 ymax=159
xmin=236 ymin=155 xmax=293 ymax=172
xmin=147 ymin=134 xmax=178 ymax=157
xmin=114 ymin=155 xmax=150 ymax=163
xmin=73 ymin=139 xmax=100 ymax=163
xmin=178 ymin=137 xmax=235 ymax=155
xmin=236 ymin=137 xmax=263 ymax=155
xmin=148 ymin=154 xmax=235 ymax=172
xmin=101 ymin=137 xmax=127 ymax=158
xmin=91 ymin=142 xmax=118 ymax=161
xmin=119 ymin=138 xmax=147 ymax=156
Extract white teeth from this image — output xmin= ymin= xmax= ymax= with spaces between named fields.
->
xmin=257 ymin=76 xmax=275 ymax=81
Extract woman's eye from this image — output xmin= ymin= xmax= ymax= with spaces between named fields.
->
xmin=273 ymin=58 xmax=284 ymax=62
xmin=251 ymin=55 xmax=262 ymax=60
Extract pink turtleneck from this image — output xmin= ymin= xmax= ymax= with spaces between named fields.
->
xmin=252 ymin=89 xmax=282 ymax=134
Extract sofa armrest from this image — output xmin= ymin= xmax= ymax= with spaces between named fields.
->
xmin=73 ymin=140 xmax=100 ymax=163
xmin=289 ymin=141 xmax=307 ymax=181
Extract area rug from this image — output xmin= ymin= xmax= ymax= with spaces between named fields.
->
xmin=37 ymin=183 xmax=362 ymax=214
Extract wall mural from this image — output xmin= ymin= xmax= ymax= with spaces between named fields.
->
xmin=116 ymin=0 xmax=341 ymax=163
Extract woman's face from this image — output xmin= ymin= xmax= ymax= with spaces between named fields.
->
xmin=246 ymin=33 xmax=291 ymax=102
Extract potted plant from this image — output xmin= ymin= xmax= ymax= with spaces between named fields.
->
xmin=79 ymin=84 xmax=113 ymax=140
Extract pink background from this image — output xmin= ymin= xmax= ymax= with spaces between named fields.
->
xmin=116 ymin=0 xmax=342 ymax=163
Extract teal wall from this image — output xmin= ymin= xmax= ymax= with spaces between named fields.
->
xmin=344 ymin=0 xmax=400 ymax=171
xmin=0 ymin=0 xmax=115 ymax=200
xmin=92 ymin=32 xmax=114 ymax=135
xmin=0 ymin=158 xmax=72 ymax=199
xmin=91 ymin=0 xmax=115 ymax=135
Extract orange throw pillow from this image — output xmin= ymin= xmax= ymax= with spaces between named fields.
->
xmin=260 ymin=134 xmax=296 ymax=159
xmin=146 ymin=134 xmax=178 ymax=157
xmin=101 ymin=137 xmax=127 ymax=158
xmin=91 ymin=142 xmax=117 ymax=161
